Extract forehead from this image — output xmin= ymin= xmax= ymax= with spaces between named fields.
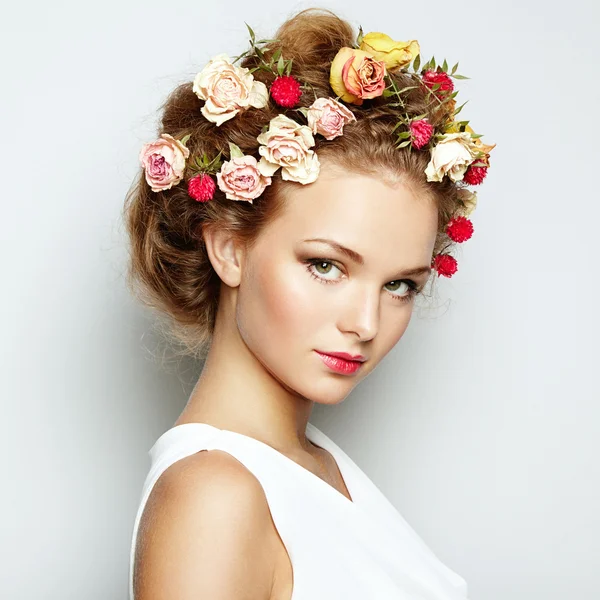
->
xmin=262 ymin=166 xmax=439 ymax=267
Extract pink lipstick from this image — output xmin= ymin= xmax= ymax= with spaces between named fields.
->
xmin=315 ymin=350 xmax=365 ymax=375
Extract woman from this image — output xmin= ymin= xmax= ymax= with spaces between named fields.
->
xmin=125 ymin=7 xmax=494 ymax=599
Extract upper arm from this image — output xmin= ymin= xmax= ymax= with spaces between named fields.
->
xmin=133 ymin=449 xmax=277 ymax=600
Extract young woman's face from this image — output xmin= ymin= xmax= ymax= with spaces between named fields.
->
xmin=236 ymin=165 xmax=439 ymax=404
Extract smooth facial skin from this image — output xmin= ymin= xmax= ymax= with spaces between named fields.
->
xmin=178 ymin=161 xmax=438 ymax=456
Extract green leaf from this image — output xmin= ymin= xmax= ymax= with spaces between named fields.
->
xmin=397 ymin=139 xmax=412 ymax=148
xmin=356 ymin=25 xmax=364 ymax=47
xmin=382 ymin=88 xmax=394 ymax=98
xmin=396 ymin=130 xmax=411 ymax=138
xmin=452 ymin=74 xmax=470 ymax=80
xmin=442 ymin=58 xmax=448 ymax=72
xmin=285 ymin=58 xmax=293 ymax=76
xmin=277 ymin=54 xmax=285 ymax=76
xmin=208 ymin=151 xmax=223 ymax=169
xmin=451 ymin=61 xmax=459 ymax=75
xmin=431 ymin=82 xmax=441 ymax=91
xmin=180 ymin=133 xmax=191 ymax=146
xmin=412 ymin=53 xmax=421 ymax=72
xmin=245 ymin=22 xmax=255 ymax=42
xmin=228 ymin=142 xmax=244 ymax=159
xmin=272 ymin=48 xmax=282 ymax=62
xmin=454 ymin=100 xmax=468 ymax=116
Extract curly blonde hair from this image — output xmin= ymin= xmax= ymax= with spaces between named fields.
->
xmin=123 ymin=8 xmax=466 ymax=361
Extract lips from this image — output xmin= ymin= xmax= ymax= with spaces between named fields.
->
xmin=318 ymin=351 xmax=366 ymax=362
xmin=315 ymin=350 xmax=365 ymax=375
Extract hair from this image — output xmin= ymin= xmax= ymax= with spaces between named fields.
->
xmin=123 ymin=7 xmax=467 ymax=362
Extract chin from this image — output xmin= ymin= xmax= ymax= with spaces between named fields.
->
xmin=299 ymin=374 xmax=364 ymax=405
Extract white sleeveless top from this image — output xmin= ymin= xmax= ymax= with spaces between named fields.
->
xmin=129 ymin=421 xmax=469 ymax=599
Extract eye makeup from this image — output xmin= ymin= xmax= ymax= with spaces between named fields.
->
xmin=303 ymin=258 xmax=422 ymax=304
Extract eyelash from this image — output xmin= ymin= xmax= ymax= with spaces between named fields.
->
xmin=303 ymin=258 xmax=421 ymax=304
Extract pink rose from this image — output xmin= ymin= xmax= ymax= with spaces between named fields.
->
xmin=330 ymin=48 xmax=386 ymax=105
xmin=306 ymin=97 xmax=356 ymax=140
xmin=216 ymin=155 xmax=272 ymax=203
xmin=139 ymin=133 xmax=190 ymax=192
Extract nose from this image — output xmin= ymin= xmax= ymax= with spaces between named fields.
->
xmin=337 ymin=284 xmax=380 ymax=341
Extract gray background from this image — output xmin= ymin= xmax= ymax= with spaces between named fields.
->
xmin=2 ymin=0 xmax=598 ymax=598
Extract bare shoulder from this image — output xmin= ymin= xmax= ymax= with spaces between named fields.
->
xmin=133 ymin=449 xmax=278 ymax=600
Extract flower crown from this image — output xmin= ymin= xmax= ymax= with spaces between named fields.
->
xmin=139 ymin=24 xmax=496 ymax=279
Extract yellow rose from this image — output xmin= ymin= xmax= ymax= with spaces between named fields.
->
xmin=359 ymin=32 xmax=420 ymax=72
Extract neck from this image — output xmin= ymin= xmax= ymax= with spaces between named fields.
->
xmin=175 ymin=288 xmax=316 ymax=456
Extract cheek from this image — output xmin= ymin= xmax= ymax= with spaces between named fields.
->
xmin=238 ymin=257 xmax=324 ymax=350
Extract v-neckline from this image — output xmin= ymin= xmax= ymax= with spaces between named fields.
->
xmin=179 ymin=422 xmax=357 ymax=507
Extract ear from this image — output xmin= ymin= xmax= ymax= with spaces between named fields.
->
xmin=202 ymin=224 xmax=245 ymax=288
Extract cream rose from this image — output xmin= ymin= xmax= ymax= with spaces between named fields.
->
xmin=216 ymin=155 xmax=272 ymax=203
xmin=193 ymin=53 xmax=269 ymax=126
xmin=455 ymin=188 xmax=478 ymax=217
xmin=139 ymin=133 xmax=190 ymax=192
xmin=257 ymin=114 xmax=320 ymax=184
xmin=306 ymin=97 xmax=356 ymax=140
xmin=425 ymin=132 xmax=480 ymax=183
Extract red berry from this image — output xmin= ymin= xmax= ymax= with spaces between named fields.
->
xmin=446 ymin=216 xmax=474 ymax=243
xmin=432 ymin=253 xmax=458 ymax=278
xmin=188 ymin=173 xmax=216 ymax=202
xmin=409 ymin=118 xmax=434 ymax=149
xmin=422 ymin=69 xmax=454 ymax=95
xmin=270 ymin=75 xmax=302 ymax=108
xmin=463 ymin=164 xmax=488 ymax=185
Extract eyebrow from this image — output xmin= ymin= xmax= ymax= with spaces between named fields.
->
xmin=302 ymin=237 xmax=432 ymax=278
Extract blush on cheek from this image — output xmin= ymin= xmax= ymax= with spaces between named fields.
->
xmin=257 ymin=259 xmax=314 ymax=328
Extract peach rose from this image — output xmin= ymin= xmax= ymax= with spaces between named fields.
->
xmin=359 ymin=32 xmax=420 ymax=72
xmin=330 ymin=47 xmax=386 ymax=105
xmin=306 ymin=97 xmax=356 ymax=140
xmin=257 ymin=114 xmax=320 ymax=184
xmin=425 ymin=132 xmax=480 ymax=183
xmin=192 ymin=53 xmax=269 ymax=126
xmin=139 ymin=133 xmax=190 ymax=192
xmin=216 ymin=155 xmax=272 ymax=203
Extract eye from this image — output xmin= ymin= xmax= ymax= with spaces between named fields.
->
xmin=384 ymin=280 xmax=420 ymax=303
xmin=304 ymin=258 xmax=422 ymax=304
xmin=305 ymin=259 xmax=343 ymax=282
